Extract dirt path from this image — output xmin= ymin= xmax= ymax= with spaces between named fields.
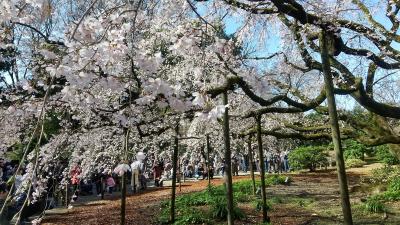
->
xmin=42 ymin=166 xmax=395 ymax=225
xmin=42 ymin=177 xmax=248 ymax=225
xmin=265 ymin=171 xmax=361 ymax=225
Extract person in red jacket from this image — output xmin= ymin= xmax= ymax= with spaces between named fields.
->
xmin=70 ymin=165 xmax=81 ymax=203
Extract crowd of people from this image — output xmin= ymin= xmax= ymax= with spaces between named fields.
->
xmin=0 ymin=150 xmax=291 ymax=205
xmin=0 ymin=149 xmax=292 ymax=222
xmin=263 ymin=151 xmax=290 ymax=173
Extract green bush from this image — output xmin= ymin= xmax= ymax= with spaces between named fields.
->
xmin=388 ymin=177 xmax=400 ymax=192
xmin=366 ymin=166 xmax=400 ymax=202
xmin=379 ymin=191 xmax=400 ymax=201
xmin=376 ymin=145 xmax=400 ymax=165
xmin=288 ymin=146 xmax=329 ymax=172
xmin=174 ymin=208 xmax=210 ymax=225
xmin=364 ymin=197 xmax=386 ymax=213
xmin=345 ymin=158 xmax=367 ymax=168
xmin=265 ymin=174 xmax=291 ymax=185
xmin=252 ymin=199 xmax=272 ymax=212
xmin=234 ymin=191 xmax=252 ymax=202
xmin=233 ymin=180 xmax=259 ymax=195
xmin=370 ymin=165 xmax=400 ymax=184
xmin=343 ymin=140 xmax=367 ymax=160
xmin=269 ymin=196 xmax=283 ymax=204
xmin=158 ymin=205 xmax=210 ymax=225
xmin=176 ymin=191 xmax=213 ymax=206
xmin=210 ymin=196 xmax=245 ymax=220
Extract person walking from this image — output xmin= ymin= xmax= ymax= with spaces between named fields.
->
xmin=70 ymin=165 xmax=81 ymax=202
xmin=106 ymin=172 xmax=116 ymax=194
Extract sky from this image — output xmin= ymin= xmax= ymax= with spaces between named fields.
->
xmin=2 ymin=1 xmax=399 ymax=112
xmin=193 ymin=0 xmax=400 ymax=112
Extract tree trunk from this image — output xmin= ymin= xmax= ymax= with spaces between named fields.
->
xmin=320 ymin=30 xmax=353 ymax=225
xmin=121 ymin=173 xmax=126 ymax=225
xmin=101 ymin=177 xmax=104 ymax=199
xmin=170 ymin=121 xmax=179 ymax=223
xmin=223 ymin=91 xmax=234 ymax=225
xmin=121 ymin=128 xmax=130 ymax=225
xmin=206 ymin=134 xmax=211 ymax=186
xmin=65 ymin=183 xmax=69 ymax=207
xmin=256 ymin=115 xmax=270 ymax=223
xmin=247 ymin=135 xmax=256 ymax=195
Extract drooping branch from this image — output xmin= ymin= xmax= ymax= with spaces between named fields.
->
xmin=13 ymin=22 xmax=65 ymax=46
xmin=241 ymin=126 xmax=333 ymax=140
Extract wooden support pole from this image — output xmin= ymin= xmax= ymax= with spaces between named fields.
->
xmin=206 ymin=134 xmax=212 ymax=186
xmin=320 ymin=29 xmax=353 ymax=225
xmin=247 ymin=135 xmax=256 ymax=195
xmin=223 ymin=91 xmax=234 ymax=225
xmin=256 ymin=115 xmax=269 ymax=223
xmin=170 ymin=120 xmax=179 ymax=223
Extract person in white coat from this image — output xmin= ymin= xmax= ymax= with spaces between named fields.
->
xmin=131 ymin=151 xmax=146 ymax=192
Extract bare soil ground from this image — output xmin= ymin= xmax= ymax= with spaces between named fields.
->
xmin=42 ymin=177 xmax=248 ymax=225
xmin=42 ymin=164 xmax=400 ymax=225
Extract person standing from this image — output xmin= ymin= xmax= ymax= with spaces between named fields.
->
xmin=131 ymin=161 xmax=140 ymax=192
xmin=139 ymin=160 xmax=147 ymax=190
xmin=283 ymin=151 xmax=290 ymax=172
xmin=265 ymin=153 xmax=270 ymax=173
xmin=241 ymin=155 xmax=247 ymax=173
xmin=106 ymin=172 xmax=116 ymax=194
xmin=220 ymin=159 xmax=225 ymax=176
xmin=93 ymin=169 xmax=104 ymax=197
xmin=152 ymin=161 xmax=163 ymax=187
xmin=232 ymin=158 xmax=239 ymax=176
xmin=70 ymin=165 xmax=81 ymax=202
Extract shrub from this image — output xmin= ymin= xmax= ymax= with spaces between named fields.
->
xmin=158 ymin=206 xmax=210 ymax=225
xmin=388 ymin=177 xmax=400 ymax=192
xmin=234 ymin=191 xmax=252 ymax=202
xmin=210 ymin=196 xmax=245 ymax=220
xmin=370 ymin=165 xmax=400 ymax=184
xmin=364 ymin=167 xmax=400 ymax=204
xmin=174 ymin=208 xmax=210 ymax=225
xmin=364 ymin=197 xmax=386 ymax=213
xmin=265 ymin=174 xmax=291 ymax=185
xmin=380 ymin=191 xmax=400 ymax=201
xmin=233 ymin=180 xmax=259 ymax=195
xmin=288 ymin=146 xmax=329 ymax=172
xmin=176 ymin=191 xmax=213 ymax=206
xmin=376 ymin=145 xmax=400 ymax=165
xmin=269 ymin=196 xmax=283 ymax=204
xmin=252 ymin=199 xmax=272 ymax=212
xmin=343 ymin=140 xmax=367 ymax=160
xmin=345 ymin=158 xmax=367 ymax=168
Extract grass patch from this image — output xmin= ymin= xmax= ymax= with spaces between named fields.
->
xmin=345 ymin=158 xmax=367 ymax=168
xmin=364 ymin=197 xmax=386 ymax=213
xmin=158 ymin=176 xmax=290 ymax=224
xmin=285 ymin=196 xmax=315 ymax=208
xmin=265 ymin=174 xmax=292 ymax=186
